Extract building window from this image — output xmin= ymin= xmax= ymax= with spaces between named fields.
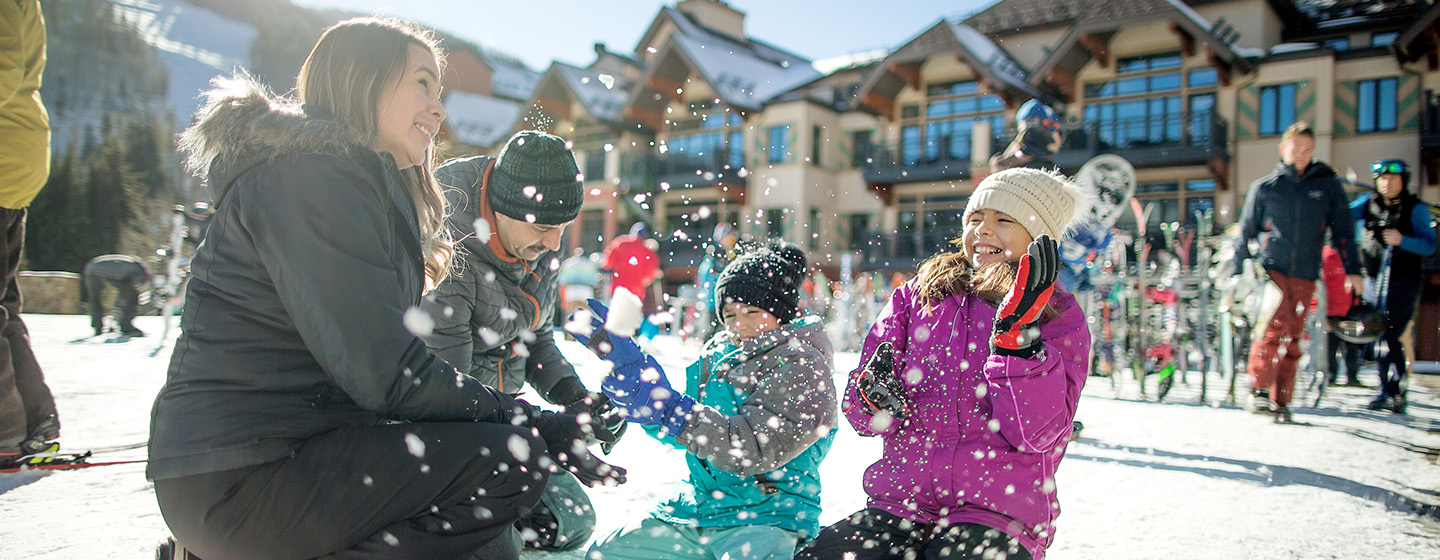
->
xmin=890 ymin=80 xmax=1004 ymax=168
xmin=1082 ymin=52 xmax=1215 ymax=149
xmin=768 ymin=124 xmax=790 ymax=164
xmin=583 ymin=150 xmax=605 ymax=181
xmin=1323 ymin=38 xmax=1350 ymax=51
xmin=1372 ymin=32 xmax=1399 ymax=47
xmin=895 ymin=193 xmax=969 ymax=258
xmin=665 ymin=103 xmax=745 ymax=172
xmin=1259 ymin=83 xmax=1299 ymax=136
xmin=811 ymin=125 xmax=823 ymax=166
xmin=580 ymin=209 xmax=605 ymax=255
xmin=764 ymin=208 xmax=790 ymax=237
xmin=846 ymin=213 xmax=871 ymax=251
xmin=1357 ymin=77 xmax=1398 ymax=133
xmin=1112 ymin=179 xmax=1215 ymax=263
xmin=850 ymin=130 xmax=872 ymax=168
xmin=808 ymin=207 xmax=820 ymax=250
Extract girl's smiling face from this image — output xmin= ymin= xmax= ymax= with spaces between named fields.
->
xmin=962 ymin=208 xmax=1035 ymax=267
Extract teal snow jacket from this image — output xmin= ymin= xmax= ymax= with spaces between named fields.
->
xmin=645 ymin=317 xmax=837 ymax=537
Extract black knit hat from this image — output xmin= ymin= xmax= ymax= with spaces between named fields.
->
xmin=489 ymin=130 xmax=583 ymax=225
xmin=714 ymin=240 xmax=808 ymax=324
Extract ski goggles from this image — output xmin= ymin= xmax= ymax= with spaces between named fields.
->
xmin=1372 ymin=160 xmax=1408 ymax=175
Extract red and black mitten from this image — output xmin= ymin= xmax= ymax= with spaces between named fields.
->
xmin=991 ymin=234 xmax=1059 ymax=359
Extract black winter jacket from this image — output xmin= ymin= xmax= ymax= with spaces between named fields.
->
xmin=148 ymin=79 xmax=516 ymax=480
xmin=420 ymin=156 xmax=584 ymax=405
xmin=1234 ymin=161 xmax=1360 ymax=281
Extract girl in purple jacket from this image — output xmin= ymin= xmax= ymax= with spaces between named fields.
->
xmin=796 ymin=167 xmax=1090 ymax=560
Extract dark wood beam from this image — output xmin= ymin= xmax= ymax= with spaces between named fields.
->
xmin=862 ymin=92 xmax=896 ymax=122
xmin=1205 ymin=50 xmax=1233 ymax=86
xmin=644 ymin=74 xmax=686 ymax=98
xmin=888 ymin=62 xmax=922 ymax=92
xmin=1208 ymin=157 xmax=1230 ymax=191
xmin=532 ymin=95 xmax=571 ymax=122
xmin=865 ymin=182 xmax=894 ymax=205
xmin=627 ymin=106 xmax=666 ymax=131
xmin=1426 ymin=27 xmax=1440 ymax=71
xmin=1047 ymin=66 xmax=1077 ymax=103
xmin=1078 ymin=33 xmax=1110 ymax=68
xmin=1168 ymin=21 xmax=1196 ymax=57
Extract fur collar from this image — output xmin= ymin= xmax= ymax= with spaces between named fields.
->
xmin=179 ymin=76 xmax=364 ymax=203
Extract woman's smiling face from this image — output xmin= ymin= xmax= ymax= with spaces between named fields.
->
xmin=962 ymin=208 xmax=1034 ymax=267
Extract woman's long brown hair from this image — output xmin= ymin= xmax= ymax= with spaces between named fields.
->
xmin=297 ymin=17 xmax=454 ymax=289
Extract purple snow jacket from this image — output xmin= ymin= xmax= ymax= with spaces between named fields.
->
xmin=843 ymin=279 xmax=1089 ymax=559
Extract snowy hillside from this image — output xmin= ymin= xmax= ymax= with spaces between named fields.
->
xmin=111 ymin=0 xmax=258 ymax=127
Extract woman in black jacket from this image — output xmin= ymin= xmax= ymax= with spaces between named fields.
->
xmin=148 ymin=18 xmax=624 ymax=559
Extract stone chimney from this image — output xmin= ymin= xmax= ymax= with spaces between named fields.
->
xmin=676 ymin=0 xmax=746 ymax=41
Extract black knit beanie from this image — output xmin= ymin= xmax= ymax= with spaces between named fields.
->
xmin=488 ymin=130 xmax=583 ymax=225
xmin=714 ymin=240 xmax=808 ymax=324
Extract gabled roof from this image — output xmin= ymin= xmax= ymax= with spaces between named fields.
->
xmin=442 ymin=91 xmax=523 ymax=149
xmin=852 ymin=20 xmax=1053 ymax=119
xmin=1026 ymin=0 xmax=1254 ymax=100
xmin=531 ymin=61 xmax=635 ymax=126
xmin=625 ymin=6 xmax=819 ymax=127
xmin=1283 ymin=0 xmax=1424 ymax=39
xmin=1396 ymin=1 xmax=1440 ymax=66
xmin=484 ymin=57 xmax=541 ymax=102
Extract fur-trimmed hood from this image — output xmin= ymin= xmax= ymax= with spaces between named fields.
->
xmin=179 ymin=76 xmax=365 ymax=204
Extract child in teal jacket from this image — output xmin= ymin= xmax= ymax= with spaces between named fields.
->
xmin=570 ymin=240 xmax=837 ymax=560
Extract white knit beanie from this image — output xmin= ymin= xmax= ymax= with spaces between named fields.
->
xmin=964 ymin=167 xmax=1083 ymax=240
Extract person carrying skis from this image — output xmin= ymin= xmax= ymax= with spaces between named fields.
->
xmin=572 ymin=240 xmax=837 ymax=560
xmin=796 ymin=167 xmax=1090 ymax=560
xmin=419 ymin=129 xmax=627 ymax=554
xmin=1350 ymin=159 xmax=1436 ymax=413
xmin=148 ymin=18 xmax=624 ymax=560
xmin=81 ymin=254 xmax=152 ymax=338
xmin=1232 ymin=122 xmax=1362 ymax=422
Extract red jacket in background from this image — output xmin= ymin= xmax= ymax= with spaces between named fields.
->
xmin=602 ymin=234 xmax=659 ymax=296
xmin=1321 ymin=246 xmax=1352 ymax=318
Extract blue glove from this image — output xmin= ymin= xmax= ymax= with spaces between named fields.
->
xmin=566 ymin=299 xmax=694 ymax=435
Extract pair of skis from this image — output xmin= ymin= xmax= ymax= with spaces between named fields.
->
xmin=0 ymin=441 xmax=147 ymax=474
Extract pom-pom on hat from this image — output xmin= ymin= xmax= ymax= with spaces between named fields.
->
xmin=489 ymin=130 xmax=583 ymax=225
xmin=964 ymin=167 xmax=1083 ymax=241
xmin=714 ymin=240 xmax=808 ymax=324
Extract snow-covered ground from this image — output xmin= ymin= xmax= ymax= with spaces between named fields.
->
xmin=3 ymin=314 xmax=1439 ymax=559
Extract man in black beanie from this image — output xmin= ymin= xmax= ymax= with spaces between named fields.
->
xmin=421 ymin=130 xmax=623 ymax=556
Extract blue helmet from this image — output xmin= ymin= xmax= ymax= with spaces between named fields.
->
xmin=1371 ymin=159 xmax=1410 ymax=189
xmin=1017 ymin=99 xmax=1061 ymax=131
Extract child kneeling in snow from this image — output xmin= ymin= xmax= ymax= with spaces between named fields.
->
xmin=796 ymin=168 xmax=1091 ymax=560
xmin=569 ymin=240 xmax=837 ymax=560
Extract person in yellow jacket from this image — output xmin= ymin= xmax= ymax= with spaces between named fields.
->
xmin=0 ymin=0 xmax=60 ymax=466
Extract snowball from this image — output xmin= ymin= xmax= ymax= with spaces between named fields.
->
xmin=605 ymin=288 xmax=644 ymax=337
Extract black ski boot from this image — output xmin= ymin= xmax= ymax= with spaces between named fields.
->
xmin=1272 ymin=404 xmax=1292 ymax=424
xmin=155 ymin=538 xmax=203 ymax=560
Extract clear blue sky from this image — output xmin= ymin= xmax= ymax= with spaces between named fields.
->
xmin=290 ymin=0 xmax=995 ymax=70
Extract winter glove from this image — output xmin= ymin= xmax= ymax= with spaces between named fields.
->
xmin=854 ymin=341 xmax=909 ymax=420
xmin=566 ymin=299 xmax=695 ymax=436
xmin=991 ymin=234 xmax=1058 ymax=360
xmin=527 ymin=408 xmax=627 ymax=487
xmin=565 ymin=391 xmax=628 ymax=454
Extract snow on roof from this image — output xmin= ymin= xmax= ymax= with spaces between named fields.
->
xmin=443 ymin=91 xmax=523 ymax=148
xmin=950 ymin=23 xmax=1032 ymax=91
xmin=555 ymin=63 xmax=631 ymax=123
xmin=485 ymin=58 xmax=541 ymax=102
xmin=110 ymin=0 xmax=256 ymax=126
xmin=668 ymin=32 xmax=820 ymax=110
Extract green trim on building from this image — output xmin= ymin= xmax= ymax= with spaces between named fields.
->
xmin=1335 ymin=81 xmax=1356 ymax=136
